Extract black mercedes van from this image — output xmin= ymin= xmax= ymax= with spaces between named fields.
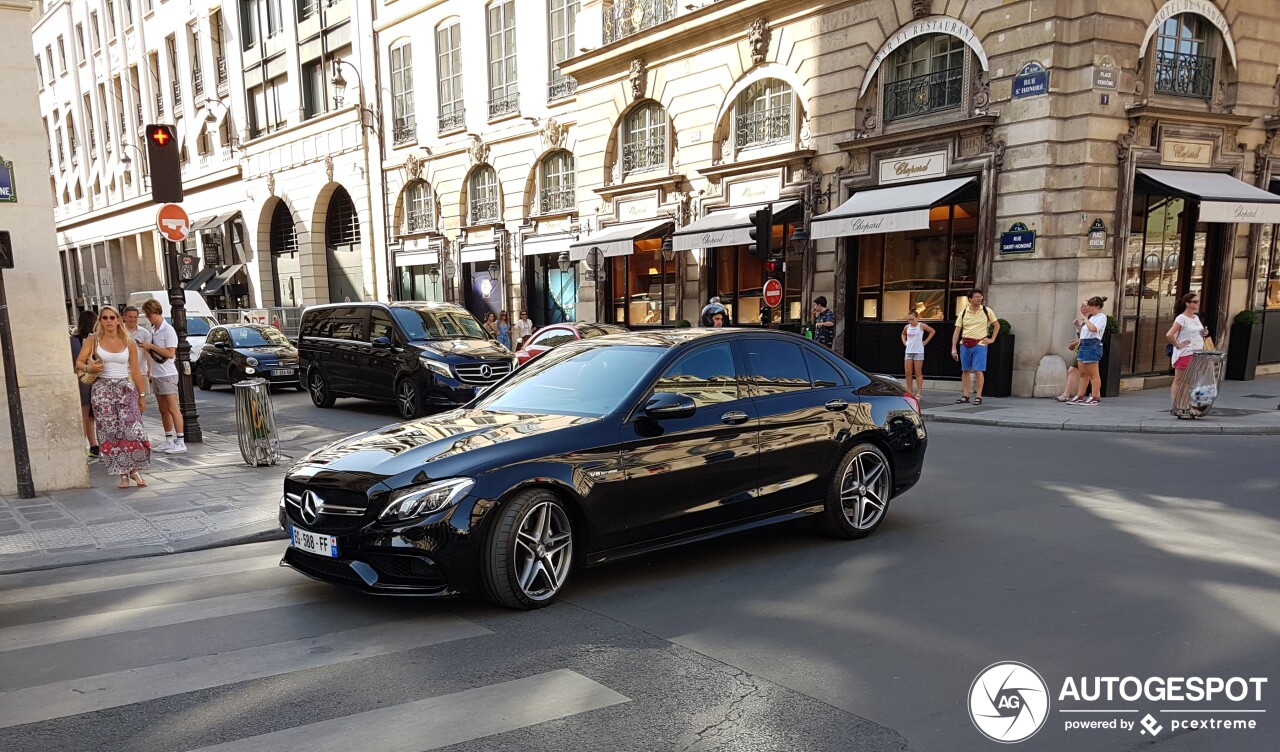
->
xmin=297 ymin=302 xmax=517 ymax=419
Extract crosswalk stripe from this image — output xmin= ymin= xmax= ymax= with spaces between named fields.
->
xmin=0 ymin=555 xmax=282 ymax=606
xmin=0 ymin=617 xmax=490 ymax=729
xmin=187 ymin=669 xmax=631 ymax=752
xmin=0 ymin=585 xmax=332 ymax=653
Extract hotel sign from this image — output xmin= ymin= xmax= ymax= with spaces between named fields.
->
xmin=1161 ymin=138 xmax=1214 ymax=167
xmin=878 ymin=151 xmax=948 ymax=185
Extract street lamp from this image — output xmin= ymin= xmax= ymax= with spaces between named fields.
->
xmin=660 ymin=236 xmax=675 ymax=263
xmin=788 ymin=225 xmax=809 ymax=249
xmin=427 ymin=266 xmax=440 ymax=284
xmin=488 ymin=259 xmax=500 ymax=278
xmin=556 ymin=251 xmax=572 ymax=273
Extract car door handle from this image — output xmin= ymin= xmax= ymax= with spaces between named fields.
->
xmin=721 ymin=411 xmax=750 ymax=425
xmin=825 ymin=399 xmax=848 ymax=412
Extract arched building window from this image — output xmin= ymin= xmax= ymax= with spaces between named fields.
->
xmin=326 ymin=187 xmax=360 ymax=247
xmin=403 ymin=181 xmax=433 ymax=233
xmin=539 ymin=151 xmax=575 ymax=214
xmin=884 ymin=34 xmax=966 ymax=122
xmin=622 ymin=103 xmax=666 ymax=176
xmin=1153 ymin=14 xmax=1216 ymax=98
xmin=734 ymin=78 xmax=792 ymax=148
xmin=270 ymin=201 xmax=297 ymax=257
xmin=469 ymin=166 xmax=499 ymax=224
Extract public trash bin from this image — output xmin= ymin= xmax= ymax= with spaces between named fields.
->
xmin=1172 ymin=349 xmax=1225 ymax=419
xmin=234 ymin=378 xmax=279 ymax=466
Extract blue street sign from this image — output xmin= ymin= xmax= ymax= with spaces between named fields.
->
xmin=1001 ymin=222 xmax=1036 ymax=254
xmin=0 ymin=156 xmax=16 ymax=203
xmin=1013 ymin=62 xmax=1049 ymax=99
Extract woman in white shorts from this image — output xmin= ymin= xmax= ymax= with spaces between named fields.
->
xmin=901 ymin=312 xmax=935 ymax=400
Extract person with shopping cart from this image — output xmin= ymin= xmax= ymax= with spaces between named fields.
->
xmin=1166 ymin=293 xmax=1213 ymax=419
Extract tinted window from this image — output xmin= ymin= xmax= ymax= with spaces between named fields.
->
xmin=741 ymin=339 xmax=810 ymax=395
xmin=477 ymin=344 xmax=664 ymax=417
xmin=653 ymin=344 xmax=740 ymax=407
xmin=531 ymin=329 xmax=576 ymax=348
xmin=803 ymin=348 xmax=845 ymax=388
xmin=209 ymin=328 xmax=230 ymax=345
xmin=316 ymin=307 xmax=366 ymax=341
xmin=300 ymin=308 xmax=332 ymax=337
xmin=391 ymin=307 xmax=487 ymax=340
xmin=230 ymin=327 xmax=291 ymax=347
xmin=369 ymin=309 xmax=396 ymax=342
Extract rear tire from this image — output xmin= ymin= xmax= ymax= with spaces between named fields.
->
xmin=395 ymin=378 xmax=422 ymax=420
xmin=195 ymin=365 xmax=211 ymax=391
xmin=816 ymin=442 xmax=892 ymax=540
xmin=308 ymin=368 xmax=335 ymax=408
xmin=481 ymin=489 xmax=574 ymax=610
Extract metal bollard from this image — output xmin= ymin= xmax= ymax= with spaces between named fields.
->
xmin=233 ymin=378 xmax=280 ymax=466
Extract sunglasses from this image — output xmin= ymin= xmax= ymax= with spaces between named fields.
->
xmin=99 ymin=315 xmax=118 ymax=321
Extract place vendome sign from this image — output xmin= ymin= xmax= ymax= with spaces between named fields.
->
xmin=879 ymin=151 xmax=948 ymax=185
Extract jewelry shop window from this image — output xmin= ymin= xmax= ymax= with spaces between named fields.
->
xmin=711 ymin=224 xmax=798 ymax=325
xmin=607 ymin=239 xmax=677 ymax=327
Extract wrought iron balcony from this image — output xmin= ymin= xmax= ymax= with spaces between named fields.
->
xmin=1153 ymin=51 xmax=1215 ymax=98
xmin=89 ymin=128 xmax=96 ymax=151
xmin=193 ymin=67 xmax=204 ymax=97
xmin=540 ymin=186 xmax=576 ymax=214
xmin=736 ymin=104 xmax=791 ymax=148
xmin=119 ymin=111 xmax=126 ymax=134
xmin=298 ymin=0 xmax=319 ymax=20
xmin=135 ymin=103 xmax=143 ymax=126
xmin=488 ymin=92 xmax=519 ymax=119
xmin=216 ymin=56 xmax=228 ymax=87
xmin=470 ymin=198 xmax=498 ymax=225
xmin=155 ymin=91 xmax=164 ymax=118
xmin=622 ymin=138 xmax=665 ymax=175
xmin=172 ymin=81 xmax=183 ymax=114
xmin=405 ymin=210 xmax=431 ymax=233
xmin=604 ymin=0 xmax=676 ymax=44
xmin=547 ymin=76 xmax=577 ymax=102
xmin=438 ymin=108 xmax=465 ymax=133
xmin=883 ymin=66 xmax=963 ymax=122
xmin=393 ymin=118 xmax=416 ymax=146
xmin=103 ymin=119 xmax=111 ymax=145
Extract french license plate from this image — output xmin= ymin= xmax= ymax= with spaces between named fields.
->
xmin=290 ymin=525 xmax=339 ymax=558
xmin=273 ymin=368 xmax=296 ymax=376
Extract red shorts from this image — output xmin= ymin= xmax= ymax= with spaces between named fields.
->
xmin=1174 ymin=355 xmax=1193 ymax=369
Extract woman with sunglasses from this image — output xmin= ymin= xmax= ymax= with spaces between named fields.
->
xmin=74 ymin=305 xmax=151 ymax=488
xmin=1167 ymin=293 xmax=1210 ymax=418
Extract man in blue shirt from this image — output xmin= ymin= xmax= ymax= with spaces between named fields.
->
xmin=812 ymin=297 xmax=835 ymax=349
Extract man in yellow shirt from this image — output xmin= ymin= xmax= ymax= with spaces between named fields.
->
xmin=950 ymin=290 xmax=1001 ymax=404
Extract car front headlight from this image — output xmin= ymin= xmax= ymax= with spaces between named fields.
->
xmin=379 ymin=477 xmax=474 ymax=521
xmin=245 ymin=356 xmax=259 ymax=367
xmin=421 ymin=357 xmax=453 ymax=379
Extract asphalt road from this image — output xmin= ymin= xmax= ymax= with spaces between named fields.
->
xmin=2 ymin=423 xmax=1277 ymax=751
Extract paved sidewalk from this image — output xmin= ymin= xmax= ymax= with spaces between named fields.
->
xmin=0 ymin=414 xmax=343 ymax=574
xmin=922 ymin=374 xmax=1280 ymax=434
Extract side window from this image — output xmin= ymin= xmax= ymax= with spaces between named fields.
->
xmin=532 ymin=329 xmax=575 ymax=348
xmin=803 ymin=348 xmax=846 ymax=388
xmin=300 ymin=309 xmax=331 ymax=338
xmin=210 ymin=329 xmax=228 ymax=345
xmin=369 ymin=309 xmax=395 ymax=342
xmin=652 ymin=343 xmax=741 ymax=408
xmin=741 ymin=339 xmax=810 ymax=396
xmin=327 ymin=307 xmax=367 ymax=341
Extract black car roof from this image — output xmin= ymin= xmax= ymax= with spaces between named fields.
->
xmin=301 ymin=301 xmax=470 ymax=314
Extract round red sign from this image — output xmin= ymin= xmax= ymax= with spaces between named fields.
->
xmin=763 ymin=278 xmax=783 ymax=308
xmin=156 ymin=203 xmax=191 ymax=242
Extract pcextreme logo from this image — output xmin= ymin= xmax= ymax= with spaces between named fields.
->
xmin=969 ymin=662 xmax=1269 ymax=743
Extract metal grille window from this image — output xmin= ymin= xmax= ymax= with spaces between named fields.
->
xmin=469 ymin=167 xmax=499 ymax=224
xmin=325 ymin=187 xmax=360 ymax=247
xmin=540 ymin=152 xmax=575 ymax=214
xmin=404 ymin=181 xmax=433 ymax=233
xmin=735 ymin=79 xmax=792 ymax=148
xmin=487 ymin=1 xmax=518 ymax=117
xmin=239 ymin=0 xmax=258 ymax=50
xmin=548 ymin=0 xmax=579 ymax=101
xmin=67 ymin=117 xmax=78 ymax=164
xmin=623 ymin=103 xmax=666 ymax=175
xmin=271 ymin=201 xmax=298 ymax=257
xmin=884 ymin=34 xmax=965 ymax=122
xmin=297 ymin=0 xmax=318 ymax=21
xmin=1153 ymin=14 xmax=1215 ymax=98
xmin=105 ymin=0 xmax=116 ymax=38
xmin=391 ymin=43 xmax=415 ymax=144
xmin=604 ymin=0 xmax=675 ymax=44
xmin=437 ymin=22 xmax=464 ymax=132
xmin=191 ymin=27 xmax=204 ymax=97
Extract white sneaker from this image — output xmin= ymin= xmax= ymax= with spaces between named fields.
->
xmin=164 ymin=439 xmax=187 ymax=454
xmin=154 ymin=439 xmax=174 ymax=452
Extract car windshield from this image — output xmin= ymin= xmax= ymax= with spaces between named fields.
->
xmin=229 ymin=327 xmax=291 ymax=347
xmin=166 ymin=316 xmax=214 ymax=336
xmin=391 ymin=308 xmax=488 ymax=341
xmin=477 ymin=344 xmax=664 ymax=417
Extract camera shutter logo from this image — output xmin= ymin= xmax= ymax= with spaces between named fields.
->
xmin=969 ymin=662 xmax=1050 ymax=743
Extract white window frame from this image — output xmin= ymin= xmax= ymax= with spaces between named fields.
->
xmin=486 ymin=1 xmax=518 ymax=114
xmin=390 ymin=42 xmax=415 ymax=141
xmin=539 ymin=151 xmax=575 ymax=215
xmin=469 ymin=166 xmax=500 ymax=225
xmin=404 ymin=181 xmax=433 ymax=234
xmin=436 ymin=21 xmax=464 ymax=129
xmin=621 ymin=103 xmax=667 ymax=176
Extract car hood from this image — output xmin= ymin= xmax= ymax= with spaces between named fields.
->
xmin=410 ymin=339 xmax=510 ymax=360
xmin=288 ymin=409 xmax=597 ymax=483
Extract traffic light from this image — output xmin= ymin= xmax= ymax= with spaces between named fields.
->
xmin=145 ymin=124 xmax=183 ymax=203
xmin=764 ymin=256 xmax=783 ymax=281
xmin=747 ymin=203 xmax=772 ymax=260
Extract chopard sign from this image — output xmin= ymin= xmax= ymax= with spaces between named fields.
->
xmin=1161 ymin=138 xmax=1214 ymax=167
xmin=700 ymin=232 xmax=728 ymax=244
xmin=846 ymin=217 xmax=886 ymax=232
xmin=879 ymin=151 xmax=947 ymax=184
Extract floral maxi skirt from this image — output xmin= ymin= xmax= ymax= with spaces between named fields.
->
xmin=90 ymin=378 xmax=151 ymax=476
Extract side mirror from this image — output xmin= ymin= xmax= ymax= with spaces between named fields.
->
xmin=643 ymin=392 xmax=697 ymax=421
xmin=214 ymin=341 xmax=229 ymax=349
xmin=371 ymin=336 xmax=394 ymax=348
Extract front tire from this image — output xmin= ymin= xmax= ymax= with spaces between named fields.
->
xmin=308 ymin=368 xmax=335 ymax=408
xmin=195 ymin=365 xmax=211 ymax=391
xmin=817 ymin=442 xmax=892 ymax=539
xmin=395 ymin=378 xmax=422 ymax=420
xmin=481 ymin=489 xmax=574 ymax=610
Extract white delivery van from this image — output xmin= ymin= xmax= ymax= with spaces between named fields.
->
xmin=126 ymin=290 xmax=219 ymax=361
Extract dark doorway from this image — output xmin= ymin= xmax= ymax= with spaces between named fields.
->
xmin=324 ymin=187 xmax=364 ymax=303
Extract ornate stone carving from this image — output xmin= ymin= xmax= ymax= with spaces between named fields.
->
xmin=629 ymin=58 xmax=647 ymax=102
xmin=861 ymin=107 xmax=878 ymax=136
xmin=799 ymin=114 xmax=813 ymax=147
xmin=1117 ymin=121 xmax=1138 ymax=165
xmin=973 ymin=71 xmax=990 ymax=112
xmin=984 ymin=126 xmax=1006 ymax=171
xmin=1214 ymin=79 xmax=1228 ymax=112
xmin=266 ymin=172 xmax=275 ymax=196
xmin=468 ymin=134 xmax=490 ymax=165
xmin=912 ymin=0 xmax=933 ymax=18
xmin=541 ymin=117 xmax=567 ymax=150
xmin=748 ymin=18 xmax=771 ymax=65
xmin=1256 ymin=128 xmax=1279 ymax=166
xmin=324 ymin=156 xmax=334 ymax=182
xmin=674 ymin=190 xmax=693 ymax=225
xmin=403 ymin=153 xmax=424 ymax=180
xmin=960 ymin=132 xmax=984 ymax=159
xmin=1133 ymin=57 xmax=1146 ymax=100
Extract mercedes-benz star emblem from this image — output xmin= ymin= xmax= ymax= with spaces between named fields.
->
xmin=300 ymin=491 xmax=325 ymax=525
xmin=479 ymin=364 xmax=493 ymax=379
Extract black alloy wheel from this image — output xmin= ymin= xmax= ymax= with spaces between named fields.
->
xmin=195 ymin=363 xmax=212 ymax=391
xmin=817 ymin=442 xmax=893 ymax=539
xmin=481 ymin=488 xmax=574 ymax=610
xmin=308 ymin=369 xmax=335 ymax=408
xmin=396 ymin=378 xmax=422 ymax=420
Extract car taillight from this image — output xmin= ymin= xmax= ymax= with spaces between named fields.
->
xmin=903 ymin=392 xmax=920 ymax=414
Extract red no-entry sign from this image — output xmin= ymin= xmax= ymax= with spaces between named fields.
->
xmin=156 ymin=203 xmax=190 ymax=242
xmin=763 ymin=278 xmax=783 ymax=308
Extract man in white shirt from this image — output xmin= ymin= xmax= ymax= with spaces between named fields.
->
xmin=122 ymin=306 xmax=152 ymax=400
xmin=137 ymin=299 xmax=186 ymax=453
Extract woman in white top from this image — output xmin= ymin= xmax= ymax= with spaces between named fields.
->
xmin=1166 ymin=292 xmax=1209 ymax=417
xmin=514 ymin=310 xmax=535 ymax=349
xmin=900 ymin=312 xmax=935 ymax=400
xmin=1067 ymin=296 xmax=1108 ymax=406
xmin=75 ymin=305 xmax=151 ymax=488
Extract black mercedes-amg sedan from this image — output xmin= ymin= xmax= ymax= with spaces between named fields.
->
xmin=280 ymin=329 xmax=927 ymax=609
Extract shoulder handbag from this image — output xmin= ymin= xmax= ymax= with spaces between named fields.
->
xmin=78 ymin=336 xmax=101 ymax=385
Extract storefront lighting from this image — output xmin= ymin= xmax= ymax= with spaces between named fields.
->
xmin=788 ymin=226 xmax=809 ymax=249
xmin=660 ymin=236 xmax=675 ymax=263
xmin=556 ymin=251 xmax=572 ymax=273
xmin=427 ymin=266 xmax=440 ymax=284
xmin=488 ymin=260 xmax=500 ymax=277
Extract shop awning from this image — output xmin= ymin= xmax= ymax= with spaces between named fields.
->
xmin=1137 ymin=168 xmax=1280 ymax=224
xmin=568 ymin=219 xmax=671 ymax=261
xmin=202 ymin=263 xmax=245 ymax=294
xmin=190 ymin=212 xmax=239 ymax=232
xmin=810 ymin=177 xmax=977 ymax=239
xmin=670 ymin=200 xmax=801 ymax=252
xmin=183 ymin=267 xmax=217 ymax=291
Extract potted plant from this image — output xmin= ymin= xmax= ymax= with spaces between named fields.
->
xmin=1225 ymin=309 xmax=1262 ymax=381
xmin=1098 ymin=315 xmax=1126 ymax=398
xmin=985 ymin=318 xmax=1015 ymax=398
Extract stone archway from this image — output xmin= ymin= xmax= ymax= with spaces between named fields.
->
xmin=313 ymin=183 xmax=365 ymax=303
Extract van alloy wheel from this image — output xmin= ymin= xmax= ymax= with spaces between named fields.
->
xmin=396 ymin=379 xmax=421 ymax=420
